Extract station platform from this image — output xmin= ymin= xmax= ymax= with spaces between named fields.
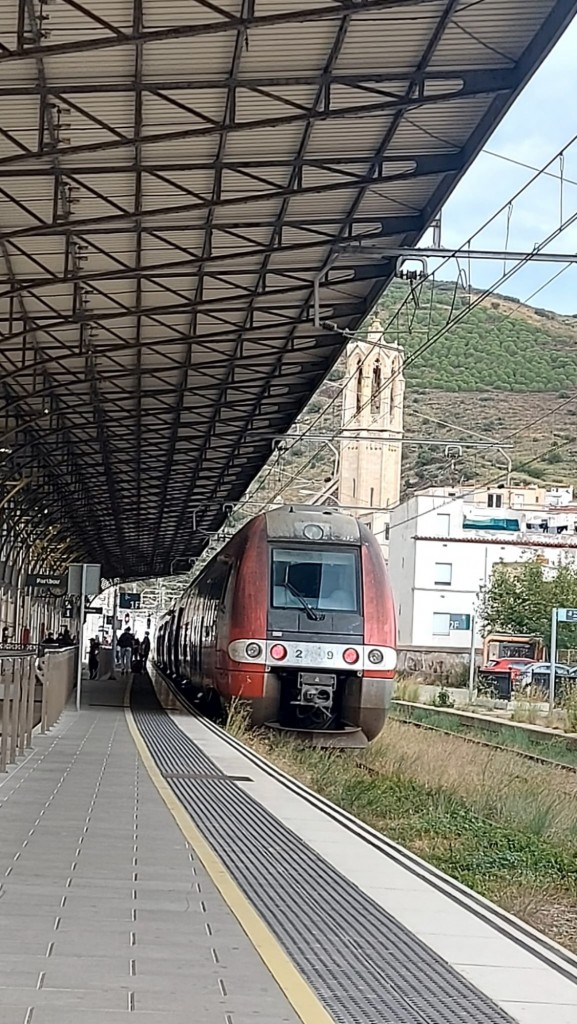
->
xmin=0 ymin=672 xmax=576 ymax=1024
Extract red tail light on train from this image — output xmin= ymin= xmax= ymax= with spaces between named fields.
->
xmin=270 ymin=643 xmax=287 ymax=661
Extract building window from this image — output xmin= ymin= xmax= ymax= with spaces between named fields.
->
xmin=434 ymin=562 xmax=452 ymax=586
xmin=488 ymin=493 xmax=503 ymax=508
xmin=370 ymin=486 xmax=375 ymax=506
xmin=371 ymin=363 xmax=382 ymax=415
xmin=432 ymin=612 xmax=450 ymax=636
xmin=436 ymin=513 xmax=450 ymax=536
xmin=352 ymin=478 xmax=356 ymax=498
xmin=355 ymin=361 xmax=363 ymax=415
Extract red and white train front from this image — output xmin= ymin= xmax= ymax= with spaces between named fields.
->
xmin=156 ymin=506 xmax=397 ymax=746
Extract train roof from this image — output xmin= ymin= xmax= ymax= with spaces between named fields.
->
xmin=264 ymin=505 xmax=361 ymax=544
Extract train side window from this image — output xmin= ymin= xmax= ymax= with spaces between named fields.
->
xmin=217 ymin=561 xmax=234 ymax=611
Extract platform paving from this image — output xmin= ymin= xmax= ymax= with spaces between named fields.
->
xmin=0 ymin=678 xmax=299 ymax=1024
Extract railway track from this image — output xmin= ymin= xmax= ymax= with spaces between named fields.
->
xmin=152 ymin=664 xmax=577 ymax=775
xmin=388 ymin=712 xmax=577 ymax=774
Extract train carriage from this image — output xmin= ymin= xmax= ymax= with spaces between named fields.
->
xmin=156 ymin=505 xmax=397 ymax=747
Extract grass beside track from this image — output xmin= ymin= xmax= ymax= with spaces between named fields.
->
xmin=391 ymin=703 xmax=577 ymax=768
xmin=227 ymin=710 xmax=577 ymax=954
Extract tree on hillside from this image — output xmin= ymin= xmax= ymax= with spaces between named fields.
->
xmin=480 ymin=559 xmax=577 ymax=649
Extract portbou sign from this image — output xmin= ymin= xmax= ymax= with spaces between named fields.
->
xmin=26 ymin=573 xmax=65 ymax=589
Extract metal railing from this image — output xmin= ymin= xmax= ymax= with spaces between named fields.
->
xmin=0 ymin=653 xmax=36 ymax=772
xmin=0 ymin=647 xmax=77 ymax=772
xmin=36 ymin=647 xmax=77 ymax=734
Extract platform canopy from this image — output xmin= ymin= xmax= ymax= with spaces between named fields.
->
xmin=0 ymin=0 xmax=575 ymax=579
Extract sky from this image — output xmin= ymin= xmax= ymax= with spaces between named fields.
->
xmin=425 ymin=16 xmax=577 ymax=314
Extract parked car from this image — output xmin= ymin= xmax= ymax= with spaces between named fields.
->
xmin=518 ymin=662 xmax=572 ymax=691
xmin=485 ymin=657 xmax=535 ymax=681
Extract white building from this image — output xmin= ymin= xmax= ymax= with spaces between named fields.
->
xmin=389 ymin=485 xmax=577 ymax=651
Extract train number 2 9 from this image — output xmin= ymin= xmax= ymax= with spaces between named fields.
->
xmin=294 ymin=648 xmax=334 ymax=660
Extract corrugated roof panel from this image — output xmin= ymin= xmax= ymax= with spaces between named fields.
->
xmin=336 ymin=6 xmax=445 ymax=72
xmin=142 ymin=37 xmax=236 ymax=76
xmin=307 ymin=115 xmax=396 ymax=156
xmin=430 ymin=0 xmax=558 ymax=68
xmin=143 ymin=0 xmax=242 ymax=29
xmin=44 ymin=50 xmax=132 ymax=79
xmin=398 ymin=95 xmax=496 ymax=148
xmin=224 ymin=122 xmax=306 ymax=159
xmin=0 ymin=0 xmax=573 ymax=576
xmin=45 ymin=1 xmax=134 ymax=34
xmin=140 ymin=136 xmax=218 ymax=161
xmin=142 ymin=90 xmax=227 ymax=126
xmin=240 ymin=21 xmax=335 ymax=75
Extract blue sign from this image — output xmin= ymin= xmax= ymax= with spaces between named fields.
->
xmin=119 ymin=592 xmax=141 ymax=610
xmin=449 ymin=614 xmax=471 ymax=631
xmin=557 ymin=608 xmax=577 ymax=623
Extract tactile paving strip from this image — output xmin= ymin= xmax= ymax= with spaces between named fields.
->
xmin=131 ymin=675 xmax=517 ymax=1024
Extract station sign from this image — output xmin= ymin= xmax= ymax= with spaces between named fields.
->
xmin=119 ymin=592 xmax=141 ymax=610
xmin=26 ymin=573 xmax=65 ymax=589
xmin=557 ymin=608 xmax=577 ymax=622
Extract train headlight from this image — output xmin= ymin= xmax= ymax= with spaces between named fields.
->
xmin=270 ymin=643 xmax=287 ymax=661
xmin=303 ymin=523 xmax=324 ymax=541
xmin=245 ymin=642 xmax=262 ymax=659
xmin=343 ymin=647 xmax=359 ymax=665
xmin=368 ymin=649 xmax=383 ymax=665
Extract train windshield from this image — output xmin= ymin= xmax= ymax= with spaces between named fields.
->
xmin=271 ymin=548 xmax=360 ymax=613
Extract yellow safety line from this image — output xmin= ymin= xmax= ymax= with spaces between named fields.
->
xmin=124 ymin=681 xmax=335 ymax=1024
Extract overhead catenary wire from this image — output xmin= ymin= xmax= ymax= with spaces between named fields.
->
xmin=238 ymin=137 xmax=577 ymax=514
xmin=245 ymin=204 xmax=577 ymax=524
xmin=228 ymin=132 xmax=577 ymax=517
xmin=192 ymin=137 xmax=577 ymax=569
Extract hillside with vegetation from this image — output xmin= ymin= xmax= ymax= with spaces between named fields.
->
xmin=169 ymin=280 xmax=577 ymax=578
xmin=267 ymin=280 xmax=577 ymax=505
xmin=381 ymin=280 xmax=577 ymax=393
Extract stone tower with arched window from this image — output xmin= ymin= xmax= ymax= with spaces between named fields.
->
xmin=337 ymin=318 xmax=404 ymax=557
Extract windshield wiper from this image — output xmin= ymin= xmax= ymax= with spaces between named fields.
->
xmin=282 ymin=581 xmax=324 ymax=621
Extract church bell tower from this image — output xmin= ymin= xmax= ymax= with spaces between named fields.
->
xmin=337 ymin=319 xmax=404 ymax=557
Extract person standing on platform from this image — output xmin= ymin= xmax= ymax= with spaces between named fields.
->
xmin=88 ymin=637 xmax=100 ymax=680
xmin=132 ymin=637 xmax=142 ymax=676
xmin=140 ymin=631 xmax=151 ymax=665
xmin=57 ymin=626 xmax=73 ymax=647
xmin=117 ymin=627 xmax=134 ymax=675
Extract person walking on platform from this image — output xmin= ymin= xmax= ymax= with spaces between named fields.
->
xmin=88 ymin=637 xmax=100 ymax=680
xmin=117 ymin=627 xmax=134 ymax=675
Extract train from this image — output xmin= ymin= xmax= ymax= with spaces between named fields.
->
xmin=155 ymin=505 xmax=397 ymax=747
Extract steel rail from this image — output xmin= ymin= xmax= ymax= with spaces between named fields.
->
xmin=388 ymin=709 xmax=577 ymax=773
